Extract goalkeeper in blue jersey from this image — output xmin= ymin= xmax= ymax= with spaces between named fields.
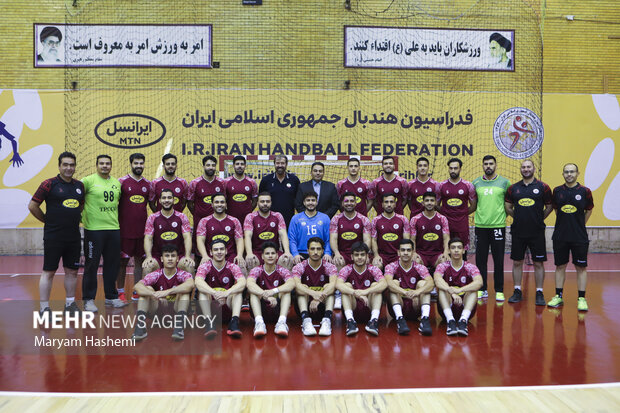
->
xmin=289 ymin=191 xmax=333 ymax=264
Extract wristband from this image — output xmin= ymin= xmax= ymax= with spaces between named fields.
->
xmin=273 ymin=288 xmax=280 ymax=294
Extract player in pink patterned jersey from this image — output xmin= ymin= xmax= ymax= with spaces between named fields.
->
xmin=117 ymin=153 xmax=151 ymax=302
xmin=143 ymin=189 xmax=194 ymax=276
xmin=188 ymin=155 xmax=225 ymax=257
xmin=131 ymin=244 xmax=195 ymax=341
xmin=292 ymin=237 xmax=339 ymax=336
xmin=370 ymin=193 xmax=411 ymax=269
xmin=438 ymin=158 xmax=477 ymax=254
xmin=408 ymin=157 xmax=441 ymax=218
xmin=244 ymin=192 xmax=293 ymax=270
xmin=434 ymin=238 xmax=483 ymax=336
xmin=195 ymin=239 xmax=246 ymax=338
xmin=337 ymin=242 xmax=386 ymax=336
xmin=330 ymin=192 xmax=371 ymax=267
xmin=368 ymin=156 xmax=409 ymax=215
xmin=223 ymin=155 xmax=258 ymax=223
xmin=336 ymin=158 xmax=372 ymax=216
xmin=149 ymin=153 xmax=189 ymax=213
xmin=384 ymin=239 xmax=434 ymax=336
xmin=410 ymin=192 xmax=450 ymax=269
xmin=246 ymin=242 xmax=296 ymax=338
xmin=196 ymin=193 xmax=245 ymax=269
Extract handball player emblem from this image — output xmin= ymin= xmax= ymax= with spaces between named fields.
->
xmin=575 ymin=194 xmax=582 ymax=200
xmin=142 ymin=187 xmax=147 ymax=192
xmin=76 ymin=188 xmax=82 ymax=194
xmin=493 ymin=107 xmax=544 ymax=159
xmin=175 ymin=187 xmax=181 ymax=193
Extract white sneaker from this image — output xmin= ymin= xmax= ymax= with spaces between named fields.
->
xmin=253 ymin=320 xmax=267 ymax=338
xmin=274 ymin=320 xmax=289 ymax=337
xmin=318 ymin=318 xmax=332 ymax=336
xmin=334 ymin=291 xmax=342 ymax=310
xmin=84 ymin=299 xmax=98 ymax=313
xmin=105 ymin=298 xmax=129 ymax=308
xmin=302 ymin=319 xmax=317 ymax=336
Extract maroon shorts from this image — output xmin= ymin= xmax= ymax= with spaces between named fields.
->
xmin=436 ymin=298 xmax=477 ymax=322
xmin=417 ymin=251 xmax=443 ymax=269
xmin=387 ymin=297 xmax=422 ymax=321
xmin=121 ymin=237 xmax=145 ymax=259
xmin=250 ymin=298 xmax=281 ymax=324
xmin=352 ymin=298 xmax=372 ymax=324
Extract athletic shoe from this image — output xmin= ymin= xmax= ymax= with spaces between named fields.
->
xmin=365 ymin=318 xmax=379 ymax=336
xmin=274 ymin=321 xmax=289 ymax=337
xmin=39 ymin=307 xmax=52 ymax=317
xmin=446 ymin=319 xmax=458 ymax=336
xmin=478 ymin=290 xmax=488 ymax=299
xmin=496 ymin=292 xmax=505 ymax=302
xmin=396 ymin=317 xmax=410 ymax=335
xmin=64 ymin=301 xmax=81 ymax=315
xmin=84 ymin=300 xmax=98 ymax=312
xmin=334 ymin=291 xmax=342 ymax=310
xmin=105 ymin=298 xmax=129 ymax=308
xmin=132 ymin=325 xmax=148 ymax=341
xmin=457 ymin=319 xmax=469 ymax=336
xmin=118 ymin=291 xmax=127 ymax=303
xmin=318 ymin=318 xmax=332 ymax=336
xmin=418 ymin=316 xmax=432 ymax=336
xmin=227 ymin=316 xmax=242 ymax=338
xmin=204 ymin=324 xmax=218 ymax=339
xmin=577 ymin=297 xmax=589 ymax=312
xmin=253 ymin=320 xmax=267 ymax=338
xmin=547 ymin=295 xmax=564 ymax=308
xmin=171 ymin=327 xmax=184 ymax=341
xmin=132 ymin=291 xmax=139 ymax=301
xmin=508 ymin=289 xmax=522 ymax=303
xmin=345 ymin=319 xmax=358 ymax=336
xmin=302 ymin=318 xmax=317 ymax=336
xmin=535 ymin=290 xmax=546 ymax=306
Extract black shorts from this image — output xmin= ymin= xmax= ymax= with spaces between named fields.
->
xmin=553 ymin=240 xmax=588 ymax=267
xmin=510 ymin=233 xmax=547 ymax=262
xmin=43 ymin=239 xmax=81 ymax=271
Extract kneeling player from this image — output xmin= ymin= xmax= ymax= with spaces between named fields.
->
xmin=337 ymin=242 xmax=387 ymax=336
xmin=132 ymin=244 xmax=195 ymax=341
xmin=292 ymin=237 xmax=338 ymax=336
xmin=384 ymin=239 xmax=434 ymax=336
xmin=434 ymin=238 xmax=483 ymax=336
xmin=246 ymin=242 xmax=296 ymax=338
xmin=195 ymin=240 xmax=246 ymax=338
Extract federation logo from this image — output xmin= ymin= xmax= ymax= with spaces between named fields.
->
xmin=353 ymin=223 xmax=360 ymax=229
xmin=458 ymin=189 xmax=464 ymax=195
xmin=171 ymin=221 xmax=178 ymax=228
xmin=76 ymin=188 xmax=82 ymax=194
xmin=364 ymin=280 xmax=371 ymax=287
xmin=270 ymin=222 xmax=276 ymax=227
xmin=410 ymin=277 xmax=416 ymax=285
xmin=224 ymin=226 xmax=231 ymax=231
xmin=245 ymin=186 xmax=250 ymax=191
xmin=393 ymin=224 xmax=399 ymax=229
xmin=142 ymin=187 xmax=147 ymax=192
xmin=215 ymin=187 xmax=221 ymax=192
xmin=273 ymin=280 xmax=279 ymax=287
xmin=493 ymin=107 xmax=544 ymax=159
xmin=357 ymin=187 xmax=363 ymax=193
xmin=222 ymin=276 xmax=230 ymax=284
xmin=286 ymin=183 xmax=291 ymax=188
xmin=394 ymin=188 xmax=400 ymax=193
xmin=575 ymin=194 xmax=582 ymax=200
xmin=533 ymin=188 xmax=540 ymax=194
xmin=435 ymin=224 xmax=441 ymax=231
xmin=461 ymin=276 xmax=467 ymax=284
xmin=175 ymin=187 xmax=181 ymax=193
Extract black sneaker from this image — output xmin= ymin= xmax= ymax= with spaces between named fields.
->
xmin=132 ymin=325 xmax=148 ymax=341
xmin=457 ymin=319 xmax=469 ymax=336
xmin=418 ymin=316 xmax=432 ymax=336
xmin=64 ymin=301 xmax=81 ymax=315
xmin=365 ymin=318 xmax=379 ymax=336
xmin=535 ymin=290 xmax=546 ymax=306
xmin=446 ymin=319 xmax=458 ymax=336
xmin=396 ymin=317 xmax=410 ymax=335
xmin=39 ymin=307 xmax=52 ymax=317
xmin=204 ymin=324 xmax=218 ymax=339
xmin=508 ymin=289 xmax=523 ymax=303
xmin=227 ymin=316 xmax=242 ymax=338
xmin=171 ymin=327 xmax=185 ymax=340
xmin=346 ymin=319 xmax=359 ymax=336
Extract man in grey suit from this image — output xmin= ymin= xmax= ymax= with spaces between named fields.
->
xmin=295 ymin=162 xmax=340 ymax=218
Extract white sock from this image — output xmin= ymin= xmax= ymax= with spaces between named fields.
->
xmin=421 ymin=304 xmax=430 ymax=318
xmin=65 ymin=297 xmax=75 ymax=305
xmin=461 ymin=309 xmax=471 ymax=321
xmin=278 ymin=315 xmax=286 ymax=323
xmin=536 ymin=288 xmax=543 ymax=292
xmin=118 ymin=288 xmax=125 ymax=293
xmin=514 ymin=285 xmax=521 ymax=290
xmin=344 ymin=310 xmax=354 ymax=320
xmin=255 ymin=316 xmax=264 ymax=324
xmin=371 ymin=309 xmax=380 ymax=320
xmin=40 ymin=301 xmax=49 ymax=311
xmin=392 ymin=304 xmax=403 ymax=318
xmin=443 ymin=308 xmax=454 ymax=322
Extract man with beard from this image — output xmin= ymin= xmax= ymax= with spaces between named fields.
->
xmin=368 ymin=156 xmax=409 ymax=215
xmin=224 ymin=155 xmax=258 ymax=223
xmin=289 ymin=191 xmax=332 ymax=264
xmin=150 ymin=153 xmax=189 ymax=213
xmin=117 ymin=153 xmax=151 ymax=302
xmin=143 ymin=189 xmax=194 ymax=274
xmin=410 ymin=192 xmax=450 ymax=270
xmin=472 ymin=155 xmax=510 ymax=301
xmin=37 ymin=26 xmax=62 ymax=64
xmin=336 ymin=158 xmax=372 ymax=216
xmin=244 ymin=192 xmax=293 ymax=270
xmin=408 ymin=157 xmax=440 ymax=219
xmin=370 ymin=193 xmax=410 ymax=270
xmin=188 ymin=155 xmax=226 ymax=262
xmin=259 ymin=155 xmax=300 ymax=226
xmin=295 ymin=162 xmax=340 ymax=218
xmin=505 ymin=159 xmax=553 ymax=305
xmin=330 ymin=192 xmax=371 ymax=267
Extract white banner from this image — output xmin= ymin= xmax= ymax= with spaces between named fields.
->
xmin=34 ymin=24 xmax=212 ymax=68
xmin=344 ymin=26 xmax=514 ymax=71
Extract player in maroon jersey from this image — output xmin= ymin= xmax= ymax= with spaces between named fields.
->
xmin=244 ymin=192 xmax=293 ymax=270
xmin=408 ymin=157 xmax=440 ymax=218
xmin=384 ymin=239 xmax=434 ymax=336
xmin=246 ymin=242 xmax=296 ymax=338
xmin=410 ymin=192 xmax=450 ymax=269
xmin=223 ymin=155 xmax=258 ymax=223
xmin=132 ymin=244 xmax=195 ymax=341
xmin=149 ymin=153 xmax=189 ymax=213
xmin=195 ymin=240 xmax=246 ymax=338
xmin=337 ymin=242 xmax=387 ymax=336
xmin=188 ymin=155 xmax=226 ymax=261
xmin=434 ymin=238 xmax=483 ymax=336
xmin=292 ymin=237 xmax=339 ymax=336
xmin=143 ymin=189 xmax=194 ymax=275
xmin=368 ymin=156 xmax=409 ymax=215
xmin=370 ymin=193 xmax=411 ymax=269
xmin=336 ymin=158 xmax=372 ymax=216
xmin=438 ymin=158 xmax=477 ymax=258
xmin=117 ymin=153 xmax=151 ymax=302
xmin=196 ymin=193 xmax=245 ymax=268
xmin=330 ymin=192 xmax=371 ymax=268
